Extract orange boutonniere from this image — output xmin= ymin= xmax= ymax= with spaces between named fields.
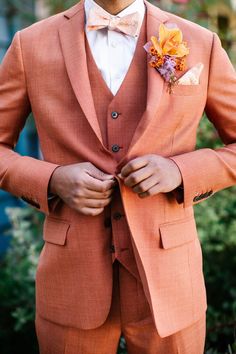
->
xmin=144 ymin=24 xmax=190 ymax=92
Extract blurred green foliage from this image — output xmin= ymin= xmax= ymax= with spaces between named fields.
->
xmin=195 ymin=118 xmax=236 ymax=353
xmin=44 ymin=0 xmax=76 ymax=13
xmin=0 ymin=208 xmax=43 ymax=354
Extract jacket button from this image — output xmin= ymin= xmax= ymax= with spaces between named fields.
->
xmin=193 ymin=195 xmax=201 ymax=202
xmin=193 ymin=195 xmax=204 ymax=202
xmin=111 ymin=111 xmax=119 ymax=119
xmin=110 ymin=245 xmax=115 ymax=253
xmin=112 ymin=144 xmax=120 ymax=153
xmin=206 ymin=190 xmax=213 ymax=197
xmin=113 ymin=212 xmax=122 ymax=220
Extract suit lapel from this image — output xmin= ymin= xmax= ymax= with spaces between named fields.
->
xmin=145 ymin=1 xmax=169 ymax=112
xmin=118 ymin=2 xmax=169 ymax=166
xmin=58 ymin=0 xmax=103 ymax=145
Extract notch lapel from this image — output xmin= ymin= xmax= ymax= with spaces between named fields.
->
xmin=58 ymin=0 xmax=103 ymax=145
xmin=145 ymin=1 xmax=169 ymax=111
xmin=117 ymin=2 xmax=169 ymax=167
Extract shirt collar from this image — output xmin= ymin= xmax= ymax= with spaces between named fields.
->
xmin=84 ymin=0 xmax=145 ymax=25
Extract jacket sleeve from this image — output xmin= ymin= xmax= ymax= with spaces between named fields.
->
xmin=0 ymin=31 xmax=59 ymax=215
xmin=170 ymin=32 xmax=236 ymax=208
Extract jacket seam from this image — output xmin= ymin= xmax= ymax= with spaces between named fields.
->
xmin=18 ymin=31 xmax=30 ymax=94
xmin=206 ymin=31 xmax=215 ymax=96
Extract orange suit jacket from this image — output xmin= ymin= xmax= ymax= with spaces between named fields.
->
xmin=0 ymin=0 xmax=236 ymax=338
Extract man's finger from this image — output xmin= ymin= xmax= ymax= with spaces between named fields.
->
xmin=138 ymin=182 xmax=163 ymax=198
xmin=86 ymin=165 xmax=114 ymax=181
xmin=123 ymin=166 xmax=154 ymax=188
xmin=79 ymin=207 xmax=105 ymax=216
xmin=85 ymin=174 xmax=115 ymax=193
xmin=132 ymin=175 xmax=160 ymax=194
xmin=83 ymin=188 xmax=114 ymax=199
xmin=84 ymin=198 xmax=112 ymax=208
xmin=120 ymin=156 xmax=149 ymax=178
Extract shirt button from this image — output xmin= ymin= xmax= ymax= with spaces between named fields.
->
xmin=111 ymin=111 xmax=119 ymax=119
xmin=111 ymin=41 xmax=117 ymax=48
xmin=113 ymin=212 xmax=123 ymax=220
xmin=112 ymin=144 xmax=120 ymax=153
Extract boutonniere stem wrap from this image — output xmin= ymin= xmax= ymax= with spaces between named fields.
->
xmin=144 ymin=24 xmax=190 ymax=93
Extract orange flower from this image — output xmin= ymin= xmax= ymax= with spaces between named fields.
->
xmin=175 ymin=57 xmax=187 ymax=71
xmin=150 ymin=55 xmax=165 ymax=69
xmin=150 ymin=46 xmax=158 ymax=56
xmin=150 ymin=24 xmax=189 ymax=59
xmin=156 ymin=55 xmax=165 ymax=68
xmin=150 ymin=61 xmax=157 ymax=68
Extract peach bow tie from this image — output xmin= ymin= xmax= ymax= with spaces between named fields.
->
xmin=87 ymin=6 xmax=141 ymax=37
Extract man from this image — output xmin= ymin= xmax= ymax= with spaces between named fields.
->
xmin=0 ymin=0 xmax=236 ymax=352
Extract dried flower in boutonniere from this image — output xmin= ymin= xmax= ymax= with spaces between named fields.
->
xmin=144 ymin=24 xmax=190 ymax=93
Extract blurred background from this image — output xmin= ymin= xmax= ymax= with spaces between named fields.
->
xmin=0 ymin=0 xmax=236 ymax=353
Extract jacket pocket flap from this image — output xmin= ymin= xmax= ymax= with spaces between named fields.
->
xmin=159 ymin=217 xmax=197 ymax=249
xmin=43 ymin=217 xmax=70 ymax=245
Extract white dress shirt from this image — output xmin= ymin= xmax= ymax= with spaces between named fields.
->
xmin=84 ymin=0 xmax=145 ymax=95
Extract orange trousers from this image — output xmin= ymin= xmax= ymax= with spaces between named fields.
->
xmin=36 ymin=260 xmax=206 ymax=354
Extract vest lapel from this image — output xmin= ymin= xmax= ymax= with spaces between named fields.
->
xmin=58 ymin=0 xmax=103 ymax=145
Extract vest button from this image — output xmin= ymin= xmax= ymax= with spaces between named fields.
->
xmin=111 ymin=111 xmax=119 ymax=119
xmin=112 ymin=144 xmax=120 ymax=153
xmin=110 ymin=245 xmax=115 ymax=253
xmin=113 ymin=212 xmax=122 ymax=220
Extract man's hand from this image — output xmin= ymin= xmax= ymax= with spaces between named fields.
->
xmin=119 ymin=155 xmax=182 ymax=198
xmin=49 ymin=162 xmax=115 ymax=216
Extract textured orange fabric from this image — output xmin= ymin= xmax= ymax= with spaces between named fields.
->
xmin=36 ymin=261 xmax=206 ymax=354
xmin=1 ymin=0 xmax=236 ymax=339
